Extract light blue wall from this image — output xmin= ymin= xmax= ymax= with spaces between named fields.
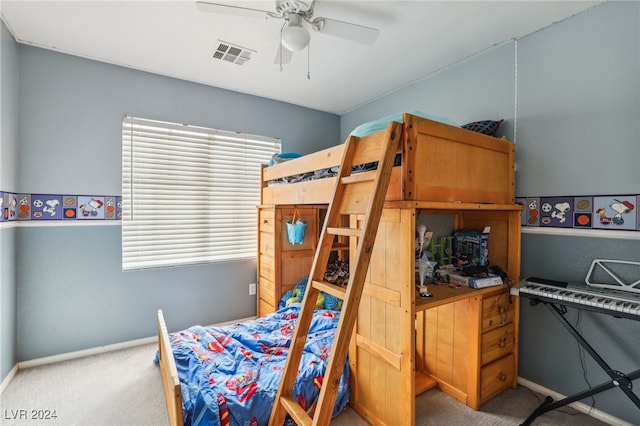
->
xmin=343 ymin=1 xmax=639 ymax=423
xmin=514 ymin=4 xmax=639 ymax=422
xmin=0 ymin=19 xmax=19 ymax=382
xmin=340 ymin=41 xmax=516 ymax=141
xmin=516 ymin=0 xmax=639 ymax=197
xmin=18 ymin=47 xmax=339 ymax=195
xmin=12 ymin=45 xmax=339 ymax=362
xmin=16 ymin=227 xmax=259 ymax=359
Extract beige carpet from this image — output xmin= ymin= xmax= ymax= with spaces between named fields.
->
xmin=0 ymin=342 xmax=609 ymax=426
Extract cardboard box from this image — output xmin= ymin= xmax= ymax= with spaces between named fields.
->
xmin=448 ymin=273 xmax=503 ymax=289
xmin=454 ymin=227 xmax=490 ymax=269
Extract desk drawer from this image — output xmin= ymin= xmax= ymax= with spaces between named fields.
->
xmin=258 ymin=277 xmax=275 ymax=302
xmin=480 ymin=353 xmax=515 ymax=403
xmin=259 ymin=254 xmax=275 ymax=282
xmin=482 ymin=293 xmax=514 ymax=331
xmin=258 ymin=298 xmax=275 ymax=317
xmin=259 ymin=231 xmax=275 ymax=256
xmin=259 ymin=209 xmax=275 ymax=229
xmin=481 ymin=323 xmax=514 ymax=365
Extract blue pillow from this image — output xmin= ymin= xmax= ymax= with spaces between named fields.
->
xmin=349 ymin=110 xmax=458 ymax=138
xmin=269 ymin=152 xmax=302 ymax=166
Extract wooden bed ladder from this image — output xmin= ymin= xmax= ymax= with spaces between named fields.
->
xmin=269 ymin=120 xmax=402 ymax=426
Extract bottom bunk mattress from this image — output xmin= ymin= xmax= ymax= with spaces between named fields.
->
xmin=157 ymin=306 xmax=350 ymax=426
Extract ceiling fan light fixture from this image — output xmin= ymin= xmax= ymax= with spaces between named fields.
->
xmin=281 ymin=16 xmax=310 ymax=51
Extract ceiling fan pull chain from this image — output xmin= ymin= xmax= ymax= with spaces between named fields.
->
xmin=279 ymin=22 xmax=285 ymax=72
xmin=307 ymin=42 xmax=310 ymax=80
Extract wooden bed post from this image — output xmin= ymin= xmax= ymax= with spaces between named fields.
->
xmin=157 ymin=310 xmax=184 ymax=426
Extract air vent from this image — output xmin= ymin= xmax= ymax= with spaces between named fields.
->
xmin=211 ymin=40 xmax=255 ymax=66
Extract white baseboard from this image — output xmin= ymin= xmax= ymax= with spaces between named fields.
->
xmin=17 ymin=335 xmax=157 ymax=369
xmin=0 ymin=363 xmax=19 ymax=396
xmin=1 ymin=315 xmax=257 ymax=395
xmin=518 ymin=377 xmax=634 ymax=426
xmin=15 ymin=315 xmax=257 ymax=370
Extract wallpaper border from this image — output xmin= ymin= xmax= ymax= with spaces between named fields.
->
xmin=2 ymin=191 xmax=638 ymax=232
xmin=1 ymin=192 xmax=121 ymax=222
xmin=516 ymin=195 xmax=639 ymax=232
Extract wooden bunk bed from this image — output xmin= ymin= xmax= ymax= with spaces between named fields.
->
xmin=257 ymin=113 xmax=523 ymax=425
xmin=156 ymin=113 xmax=523 ymax=426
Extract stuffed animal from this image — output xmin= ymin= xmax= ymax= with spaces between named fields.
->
xmin=278 ymin=277 xmax=342 ymax=311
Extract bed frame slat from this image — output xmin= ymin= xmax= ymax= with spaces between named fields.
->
xmin=157 ymin=309 xmax=184 ymax=426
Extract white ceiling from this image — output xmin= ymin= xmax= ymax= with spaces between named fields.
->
xmin=1 ymin=0 xmax=602 ymax=114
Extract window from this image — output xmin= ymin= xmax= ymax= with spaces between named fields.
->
xmin=122 ymin=116 xmax=281 ymax=271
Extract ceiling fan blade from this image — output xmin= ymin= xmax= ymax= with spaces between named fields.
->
xmin=274 ymin=43 xmax=293 ymax=65
xmin=311 ymin=17 xmax=379 ymax=45
xmin=196 ymin=1 xmax=272 ymax=19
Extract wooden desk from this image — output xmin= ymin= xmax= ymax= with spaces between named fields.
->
xmin=415 ymin=282 xmax=499 ymax=311
xmin=414 ymin=283 xmax=516 ymax=408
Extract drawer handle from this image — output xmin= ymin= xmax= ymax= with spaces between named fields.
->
xmin=497 ymin=373 xmax=507 ymax=381
xmin=498 ymin=337 xmax=507 ymax=348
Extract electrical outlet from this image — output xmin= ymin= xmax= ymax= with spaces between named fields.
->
xmin=249 ymin=283 xmax=256 ymax=295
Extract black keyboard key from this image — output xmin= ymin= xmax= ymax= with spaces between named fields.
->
xmin=526 ymin=276 xmax=568 ymax=288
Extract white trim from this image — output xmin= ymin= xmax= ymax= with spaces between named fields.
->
xmin=6 ymin=219 xmax=636 ymax=237
xmin=518 ymin=377 xmax=634 ymax=426
xmin=0 ymin=220 xmax=119 ymax=229
xmin=0 ymin=222 xmax=20 ymax=229
xmin=16 ymin=315 xmax=256 ymax=369
xmin=17 ymin=335 xmax=157 ymax=369
xmin=0 ymin=363 xmax=19 ymax=396
xmin=522 ymin=226 xmax=640 ymax=240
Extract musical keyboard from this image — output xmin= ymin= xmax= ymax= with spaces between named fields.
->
xmin=512 ymin=276 xmax=640 ymax=425
xmin=511 ymin=277 xmax=640 ymax=321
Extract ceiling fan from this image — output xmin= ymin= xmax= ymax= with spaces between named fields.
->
xmin=196 ymin=0 xmax=380 ymax=66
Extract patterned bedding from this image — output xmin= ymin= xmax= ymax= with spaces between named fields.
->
xmin=157 ymin=306 xmax=350 ymax=426
xmin=267 ymin=153 xmax=401 ymax=186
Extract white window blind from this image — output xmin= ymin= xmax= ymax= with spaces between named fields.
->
xmin=122 ymin=116 xmax=281 ymax=271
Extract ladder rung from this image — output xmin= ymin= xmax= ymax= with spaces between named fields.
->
xmin=279 ymin=396 xmax=312 ymax=426
xmin=340 ymin=170 xmax=376 ymax=184
xmin=311 ymin=280 xmax=346 ymax=300
xmin=327 ymin=226 xmax=361 ymax=237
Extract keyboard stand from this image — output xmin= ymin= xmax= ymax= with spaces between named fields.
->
xmin=520 ymin=299 xmax=640 ymax=426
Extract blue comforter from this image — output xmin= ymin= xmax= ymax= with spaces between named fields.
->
xmin=161 ymin=306 xmax=350 ymax=426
